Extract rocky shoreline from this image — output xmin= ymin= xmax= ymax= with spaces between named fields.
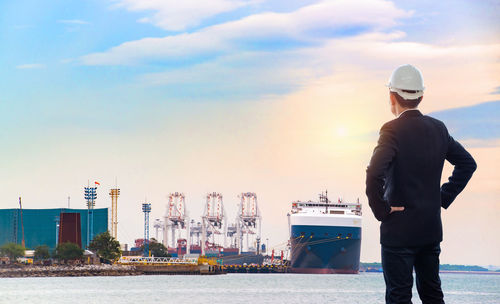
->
xmin=0 ymin=264 xmax=226 ymax=277
xmin=0 ymin=265 xmax=142 ymax=278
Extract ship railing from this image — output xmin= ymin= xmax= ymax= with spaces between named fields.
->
xmin=117 ymin=256 xmax=198 ymax=265
xmin=262 ymin=257 xmax=285 ymax=266
xmin=294 ymin=203 xmax=361 ymax=208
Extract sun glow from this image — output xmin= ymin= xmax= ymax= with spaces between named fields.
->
xmin=336 ymin=126 xmax=348 ymax=137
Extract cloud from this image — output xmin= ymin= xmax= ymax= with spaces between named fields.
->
xmin=12 ymin=25 xmax=33 ymax=30
xmin=491 ymin=86 xmax=500 ymax=95
xmin=112 ymin=0 xmax=259 ymax=31
xmin=16 ymin=63 xmax=46 ymax=69
xmin=138 ymin=51 xmax=315 ymax=99
xmin=133 ymin=32 xmax=500 ymax=105
xmin=83 ymin=0 xmax=411 ymax=65
xmin=81 ymin=0 xmax=500 ymax=108
xmin=58 ymin=19 xmax=90 ymax=25
xmin=430 ymin=100 xmax=500 ymax=142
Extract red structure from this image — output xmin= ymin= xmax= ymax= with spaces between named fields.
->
xmin=134 ymin=239 xmax=146 ymax=248
xmin=58 ymin=213 xmax=82 ymax=248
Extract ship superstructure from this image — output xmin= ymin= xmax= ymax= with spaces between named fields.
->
xmin=288 ymin=191 xmax=362 ymax=274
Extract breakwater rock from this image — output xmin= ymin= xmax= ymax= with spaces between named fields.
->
xmin=0 ymin=265 xmax=142 ymax=278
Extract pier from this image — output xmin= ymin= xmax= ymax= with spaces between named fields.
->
xmin=223 ymin=264 xmax=289 ymax=273
xmin=118 ymin=256 xmax=225 ymax=275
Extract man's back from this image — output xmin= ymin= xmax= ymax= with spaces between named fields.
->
xmin=368 ymin=64 xmax=477 ymax=304
xmin=366 ymin=109 xmax=477 ymax=247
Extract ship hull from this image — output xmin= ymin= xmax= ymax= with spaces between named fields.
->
xmin=290 ymin=267 xmax=358 ymax=274
xmin=290 ymin=224 xmax=361 ymax=274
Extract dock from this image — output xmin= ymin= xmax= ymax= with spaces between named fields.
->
xmin=118 ymin=256 xmax=225 ymax=275
xmin=223 ymin=264 xmax=289 ymax=273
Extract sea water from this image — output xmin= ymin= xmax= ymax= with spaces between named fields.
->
xmin=0 ymin=273 xmax=498 ymax=303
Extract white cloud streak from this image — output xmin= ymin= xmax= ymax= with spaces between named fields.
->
xmin=58 ymin=19 xmax=90 ymax=25
xmin=113 ymin=0 xmax=259 ymax=31
xmin=16 ymin=63 xmax=46 ymax=69
xmin=82 ymin=0 xmax=411 ymax=65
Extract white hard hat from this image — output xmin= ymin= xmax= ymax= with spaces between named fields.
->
xmin=387 ymin=64 xmax=425 ymax=100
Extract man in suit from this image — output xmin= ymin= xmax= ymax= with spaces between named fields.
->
xmin=366 ymin=64 xmax=477 ymax=304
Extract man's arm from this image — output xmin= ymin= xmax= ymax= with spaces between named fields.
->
xmin=441 ymin=135 xmax=477 ymax=209
xmin=366 ymin=123 xmax=397 ymax=221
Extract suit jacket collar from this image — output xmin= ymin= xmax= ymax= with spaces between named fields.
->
xmin=397 ymin=109 xmax=422 ymax=119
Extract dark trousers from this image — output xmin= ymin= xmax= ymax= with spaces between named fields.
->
xmin=381 ymin=243 xmax=444 ymax=304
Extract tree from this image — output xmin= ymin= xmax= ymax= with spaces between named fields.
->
xmin=88 ymin=231 xmax=121 ymax=262
xmin=142 ymin=240 xmax=170 ymax=257
xmin=0 ymin=243 xmax=25 ymax=261
xmin=55 ymin=242 xmax=84 ymax=262
xmin=34 ymin=245 xmax=51 ymax=261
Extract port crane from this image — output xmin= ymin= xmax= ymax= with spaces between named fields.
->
xmin=163 ymin=192 xmax=190 ymax=254
xmin=153 ymin=218 xmax=164 ymax=242
xmin=189 ymin=219 xmax=202 ymax=247
xmin=236 ymin=192 xmax=262 ymax=254
xmin=201 ymin=192 xmax=226 ymax=256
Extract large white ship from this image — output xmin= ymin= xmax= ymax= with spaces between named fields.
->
xmin=287 ymin=191 xmax=362 ymax=274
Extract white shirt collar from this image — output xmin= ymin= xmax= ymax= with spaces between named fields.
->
xmin=397 ymin=108 xmax=420 ymax=118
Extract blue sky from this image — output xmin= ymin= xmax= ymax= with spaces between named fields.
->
xmin=0 ymin=0 xmax=499 ymax=264
xmin=0 ymin=0 xmax=498 ymax=148
xmin=1 ymin=0 xmax=498 ymax=104
xmin=431 ymin=101 xmax=500 ymax=141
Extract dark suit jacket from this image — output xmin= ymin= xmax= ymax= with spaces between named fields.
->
xmin=366 ymin=110 xmax=476 ymax=247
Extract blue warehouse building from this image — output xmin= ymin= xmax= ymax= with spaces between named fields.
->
xmin=0 ymin=208 xmax=108 ymax=250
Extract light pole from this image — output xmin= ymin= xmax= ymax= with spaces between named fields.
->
xmin=142 ymin=203 xmax=152 ymax=257
xmin=84 ymin=184 xmax=97 ymax=247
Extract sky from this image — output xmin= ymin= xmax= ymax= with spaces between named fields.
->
xmin=0 ymin=0 xmax=499 ymax=265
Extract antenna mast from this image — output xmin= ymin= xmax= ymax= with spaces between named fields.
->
xmin=19 ymin=197 xmax=25 ymax=248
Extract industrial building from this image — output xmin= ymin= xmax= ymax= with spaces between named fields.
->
xmin=0 ymin=208 xmax=108 ymax=250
